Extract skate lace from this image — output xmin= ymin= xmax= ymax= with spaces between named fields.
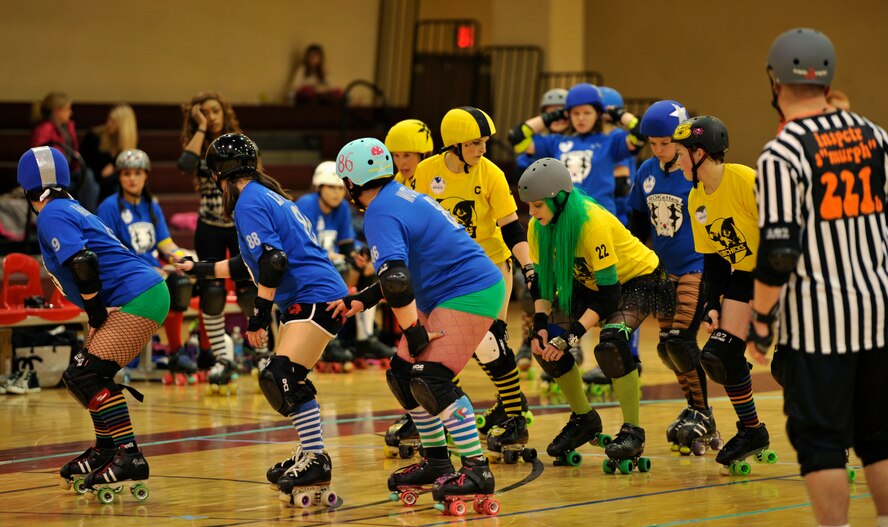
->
xmin=282 ymin=446 xmax=315 ymax=476
xmin=209 ymin=361 xmax=227 ymax=376
xmin=554 ymin=415 xmax=581 ymax=443
xmin=434 ymin=472 xmax=465 ymax=486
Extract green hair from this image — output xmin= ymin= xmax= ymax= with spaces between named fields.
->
xmin=533 ymin=188 xmax=596 ymax=311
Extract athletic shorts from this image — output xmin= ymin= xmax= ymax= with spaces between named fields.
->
xmin=437 ymin=279 xmax=505 ymax=320
xmin=723 ymin=270 xmax=753 ymax=303
xmin=279 ymin=302 xmax=344 ymax=338
xmin=120 ymin=281 xmax=170 ymax=325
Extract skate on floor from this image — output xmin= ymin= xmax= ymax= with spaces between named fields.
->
xmin=845 ymin=449 xmax=856 ymax=483
xmin=676 ymin=407 xmax=723 ymax=456
xmin=59 ymin=446 xmax=116 ymax=494
xmin=353 ymin=336 xmax=395 ymax=369
xmin=547 ymin=410 xmax=611 ymax=467
xmin=277 ymin=450 xmax=337 ymax=508
xmin=603 ymin=423 xmax=651 ymax=474
xmin=388 ymin=456 xmax=454 ymax=506
xmin=666 ymin=406 xmax=693 ymax=451
xmin=82 ymin=446 xmax=150 ymax=504
xmin=161 ymin=349 xmax=198 ymax=386
xmin=539 ymin=372 xmax=562 ymax=397
xmin=384 ymin=414 xmax=422 ymax=459
xmin=206 ymin=358 xmax=238 ymax=395
xmin=476 ymin=393 xmax=533 ymax=436
xmin=432 ymin=456 xmax=499 ymax=516
xmin=515 ymin=341 xmax=537 ymax=379
xmin=314 ymin=339 xmax=354 ymax=373
xmin=716 ymin=422 xmax=777 ymax=476
xmin=582 ymin=360 xmax=643 ymax=397
xmin=267 ymin=446 xmax=306 ymax=491
xmin=487 ymin=414 xmax=536 ymax=464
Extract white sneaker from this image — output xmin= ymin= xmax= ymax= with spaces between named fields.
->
xmin=7 ymin=370 xmax=40 ymax=394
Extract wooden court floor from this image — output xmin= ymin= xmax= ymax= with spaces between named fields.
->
xmin=0 ymin=318 xmax=876 ymax=526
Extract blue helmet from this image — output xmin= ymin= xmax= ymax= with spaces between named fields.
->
xmin=640 ymin=100 xmax=689 ymax=138
xmin=565 ymin=83 xmax=603 ymax=111
xmin=335 ymin=137 xmax=393 ymax=186
xmin=598 ymin=86 xmax=624 ymax=108
xmin=17 ymin=146 xmax=70 ymax=193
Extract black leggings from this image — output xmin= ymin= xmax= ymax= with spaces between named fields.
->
xmin=194 ymin=220 xmax=255 ymax=310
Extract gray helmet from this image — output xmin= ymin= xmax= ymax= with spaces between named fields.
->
xmin=767 ymin=28 xmax=835 ymax=86
xmin=518 ymin=158 xmax=572 ymax=202
xmin=539 ymin=88 xmax=568 ymax=111
xmin=115 ymin=149 xmax=151 ymax=172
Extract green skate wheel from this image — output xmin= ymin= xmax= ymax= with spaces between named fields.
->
xmin=475 ymin=415 xmax=486 ymax=429
xmin=131 ymin=483 xmax=149 ymax=501
xmin=602 ymin=459 xmax=616 ymax=474
xmin=618 ymin=459 xmax=634 ymax=474
xmin=566 ymin=451 xmax=582 ymax=467
xmin=73 ymin=479 xmax=87 ymax=495
xmin=590 ymin=384 xmax=604 ymax=396
xmin=731 ymin=460 xmax=751 ymax=476
xmin=97 ymin=487 xmax=115 ymax=504
xmin=526 ymin=367 xmax=537 ymax=380
xmin=847 ymin=467 xmax=856 ymax=483
xmin=595 ymin=433 xmax=612 ymax=448
xmin=759 ymin=449 xmax=778 ymax=464
xmin=679 ymin=445 xmax=691 ymax=456
xmin=389 ymin=492 xmax=399 ymax=502
xmin=434 ymin=502 xmax=445 ymax=512
xmin=524 ymin=411 xmax=535 ymax=426
xmin=637 ymin=457 xmax=651 ymax=473
xmin=671 ymin=443 xmax=680 ymax=452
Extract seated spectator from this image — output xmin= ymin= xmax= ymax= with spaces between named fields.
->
xmin=287 ymin=44 xmax=342 ymax=105
xmin=81 ymin=104 xmax=139 ymax=202
xmin=826 ymin=89 xmax=851 ymax=111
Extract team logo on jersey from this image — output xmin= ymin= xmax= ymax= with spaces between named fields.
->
xmin=642 ymin=175 xmax=656 ymax=194
xmin=127 ymin=222 xmax=156 ymax=254
xmin=120 ymin=209 xmax=133 ymax=224
xmin=558 ymin=140 xmax=575 ymax=153
xmin=573 ymin=257 xmax=596 ymax=284
xmin=315 ymin=218 xmax=337 ymax=252
xmin=646 ymin=194 xmax=683 ymax=238
xmin=705 ymin=217 xmax=753 ymax=264
xmin=430 ymin=176 xmax=446 ymax=195
xmin=560 ymin=150 xmax=593 ymax=184
xmin=437 ymin=197 xmax=477 ymax=238
xmin=694 ymin=205 xmax=708 ymax=224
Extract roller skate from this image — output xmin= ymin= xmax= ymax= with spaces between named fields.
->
xmin=387 ymin=454 xmax=454 ymax=506
xmin=516 ymin=341 xmax=536 ymax=379
xmin=59 ymin=446 xmax=116 ymax=494
xmin=353 ymin=336 xmax=395 ymax=369
xmin=539 ymin=372 xmax=562 ymax=398
xmin=195 ymin=347 xmax=215 ymax=383
xmin=487 ymin=415 xmax=536 ymax=464
xmin=845 ymin=449 xmax=856 ymax=483
xmin=547 ymin=410 xmax=611 ymax=467
xmin=82 ymin=446 xmax=150 ymax=504
xmin=666 ymin=406 xmax=693 ymax=451
xmin=582 ymin=366 xmax=613 ymax=397
xmin=603 ymin=423 xmax=651 ymax=474
xmin=476 ymin=393 xmax=532 ymax=436
xmin=206 ymin=358 xmax=238 ymax=395
xmin=384 ymin=414 xmax=422 ymax=459
xmin=432 ymin=456 xmax=499 ymax=516
xmin=676 ymin=407 xmax=722 ymax=456
xmin=161 ymin=349 xmax=198 ymax=385
xmin=314 ymin=339 xmax=354 ymax=373
xmin=277 ymin=450 xmax=338 ymax=508
xmin=267 ymin=446 xmax=305 ymax=491
xmin=716 ymin=422 xmax=776 ymax=476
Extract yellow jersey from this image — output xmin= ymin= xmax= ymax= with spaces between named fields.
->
xmin=688 ymin=163 xmax=759 ymax=272
xmin=412 ymin=155 xmax=517 ymax=264
xmin=529 ymin=199 xmax=659 ymax=290
xmin=394 ymin=172 xmax=413 ymax=187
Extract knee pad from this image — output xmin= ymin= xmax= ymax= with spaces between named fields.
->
xmin=473 ymin=320 xmax=517 ymax=377
xmin=700 ymin=330 xmax=749 ymax=385
xmin=594 ymin=324 xmax=637 ymax=379
xmin=408 ymin=362 xmax=464 ymax=416
xmin=258 ymin=356 xmax=317 ymax=417
xmin=235 ymin=281 xmax=258 ymax=315
xmin=656 ymin=330 xmax=679 ymax=373
xmin=166 ymin=273 xmax=193 ymax=312
xmin=62 ymin=352 xmax=123 ymax=410
xmin=200 ymin=279 xmax=227 ymax=316
xmin=665 ymin=329 xmax=701 ymax=373
xmin=534 ymin=346 xmax=576 ymax=378
xmin=386 ymin=355 xmax=418 ymax=410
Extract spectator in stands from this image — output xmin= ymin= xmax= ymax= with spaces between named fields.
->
xmin=287 ymin=44 xmax=342 ymax=105
xmin=178 ymin=91 xmax=262 ymax=379
xmin=81 ymin=104 xmax=139 ymax=202
xmin=827 ymin=89 xmax=851 ymax=110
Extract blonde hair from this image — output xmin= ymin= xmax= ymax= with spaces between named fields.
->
xmin=99 ymin=104 xmax=138 ymax=157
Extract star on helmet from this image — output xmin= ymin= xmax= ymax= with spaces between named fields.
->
xmin=670 ymin=104 xmax=689 ymax=123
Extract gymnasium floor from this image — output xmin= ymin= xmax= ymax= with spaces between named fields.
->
xmin=0 ymin=318 xmax=875 ymax=526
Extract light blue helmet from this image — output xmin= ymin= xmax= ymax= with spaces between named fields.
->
xmin=598 ymin=86 xmax=624 ymax=108
xmin=17 ymin=146 xmax=70 ymax=193
xmin=335 ymin=137 xmax=394 ymax=186
xmin=640 ymin=100 xmax=689 ymax=138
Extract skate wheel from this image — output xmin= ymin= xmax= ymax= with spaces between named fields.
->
xmin=692 ymin=442 xmax=707 ymax=456
xmin=187 ymin=374 xmax=196 ymax=385
xmin=590 ymin=384 xmax=604 ymax=396
xmin=331 ymin=363 xmax=342 ymax=373
xmin=671 ymin=443 xmax=680 ymax=452
xmin=521 ymin=448 xmax=537 ymax=462
xmin=758 ymin=449 xmax=777 ymax=464
xmin=388 ymin=492 xmax=400 ymax=502
xmin=517 ymin=358 xmax=531 ymax=371
xmin=503 ymin=450 xmax=518 ymax=464
xmin=162 ymin=373 xmax=173 ymax=385
xmin=731 ymin=460 xmax=751 ymax=476
xmin=679 ymin=445 xmax=691 ymax=456
xmin=566 ymin=451 xmax=582 ymax=467
xmin=595 ymin=433 xmax=612 ymax=448
xmin=295 ymin=492 xmax=312 ymax=508
xmin=448 ymin=500 xmax=466 ymax=516
xmin=383 ymin=445 xmax=399 ymax=459
xmin=131 ymin=483 xmax=149 ymax=501
xmin=230 ymin=383 xmax=238 ymax=395
xmin=847 ymin=467 xmax=856 ymax=483
xmin=59 ymin=478 xmax=72 ymax=491
xmin=710 ymin=437 xmax=724 ymax=451
xmin=320 ymin=490 xmax=337 ymax=507
xmin=526 ymin=367 xmax=537 ymax=381
xmin=207 ymin=384 xmax=218 ymax=395
xmin=475 ymin=415 xmax=486 ymax=429
xmin=618 ymin=459 xmax=634 ymax=474
xmin=97 ymin=487 xmax=116 ymax=504
xmin=355 ymin=358 xmax=367 ymax=369
xmin=401 ymin=490 xmax=418 ymax=506
xmin=380 ymin=358 xmax=391 ymax=369
xmin=637 ymin=457 xmax=651 ymax=473
xmin=483 ymin=498 xmax=500 ymax=515
xmin=343 ymin=361 xmax=354 ymax=373
xmin=434 ymin=502 xmax=445 ymax=513
xmin=524 ymin=412 xmax=534 ymax=426
xmin=74 ymin=479 xmax=89 ymax=494
xmin=399 ymin=445 xmax=414 ymax=459
xmin=603 ymin=459 xmax=616 ymax=474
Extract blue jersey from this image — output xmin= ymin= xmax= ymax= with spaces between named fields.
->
xmin=628 ymin=158 xmax=703 ymax=275
xmin=37 ymin=198 xmax=163 ymax=309
xmin=533 ymin=130 xmax=633 ymax=213
xmin=96 ymin=195 xmax=171 ymax=267
xmin=364 ymin=182 xmax=502 ymax=314
xmin=233 ymin=182 xmax=348 ymax=307
xmin=293 ymin=192 xmax=355 ymax=253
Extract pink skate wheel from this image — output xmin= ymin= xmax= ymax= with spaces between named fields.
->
xmin=402 ymin=491 xmax=417 ymax=506
xmin=483 ymin=498 xmax=500 ymax=515
xmin=448 ymin=500 xmax=466 ymax=516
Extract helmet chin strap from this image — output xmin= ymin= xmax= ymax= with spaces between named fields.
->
xmin=767 ymin=69 xmax=786 ymax=123
xmin=550 ymin=192 xmax=570 ymax=224
xmin=663 ymin=153 xmax=679 ymax=171
xmin=454 ymin=145 xmax=470 ymax=174
xmin=690 ymin=150 xmax=709 ymax=187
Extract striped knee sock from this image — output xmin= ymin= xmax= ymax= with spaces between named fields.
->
xmin=439 ymin=395 xmax=483 ymax=458
xmin=408 ymin=408 xmax=448 ymax=448
xmin=676 ymin=371 xmax=692 ymax=405
xmin=204 ymin=313 xmax=228 ymax=360
xmin=89 ymin=409 xmax=114 ymax=449
xmin=289 ymin=399 xmax=324 ymax=453
xmin=93 ymin=391 xmax=137 ymax=451
xmin=477 ymin=361 xmax=524 ymax=416
xmin=686 ymin=366 xmax=709 ymax=410
xmin=724 ymin=375 xmax=760 ymax=428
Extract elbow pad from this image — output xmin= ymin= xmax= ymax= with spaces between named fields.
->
xmin=627 ymin=118 xmax=647 ymax=148
xmin=500 ymin=219 xmax=526 ymax=252
xmin=614 ymin=176 xmax=631 ymax=197
xmin=258 ymin=246 xmax=288 ymax=288
xmin=177 ymin=151 xmax=200 ymax=173
xmin=378 ymin=260 xmax=414 ymax=308
xmin=589 ymin=283 xmax=622 ymax=320
xmin=228 ymin=254 xmax=251 ymax=282
xmin=508 ymin=124 xmax=534 ymax=154
xmin=69 ymin=249 xmax=101 ymax=295
xmin=756 ymin=223 xmax=801 ymax=286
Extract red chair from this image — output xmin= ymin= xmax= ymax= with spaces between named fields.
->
xmin=2 ymin=253 xmax=82 ymax=322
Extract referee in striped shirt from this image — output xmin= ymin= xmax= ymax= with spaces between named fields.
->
xmin=749 ymin=28 xmax=888 ymax=527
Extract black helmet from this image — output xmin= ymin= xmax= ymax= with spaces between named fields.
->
xmin=206 ymin=133 xmax=258 ymax=180
xmin=672 ymin=116 xmax=729 ymax=154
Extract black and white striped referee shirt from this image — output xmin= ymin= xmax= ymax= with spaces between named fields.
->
xmin=757 ymin=110 xmax=888 ymax=354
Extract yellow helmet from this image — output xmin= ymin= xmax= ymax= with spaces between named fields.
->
xmin=385 ymin=119 xmax=434 ymax=154
xmin=440 ymin=106 xmax=496 ymax=148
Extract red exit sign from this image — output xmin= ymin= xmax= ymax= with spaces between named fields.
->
xmin=456 ymin=25 xmax=475 ymax=49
